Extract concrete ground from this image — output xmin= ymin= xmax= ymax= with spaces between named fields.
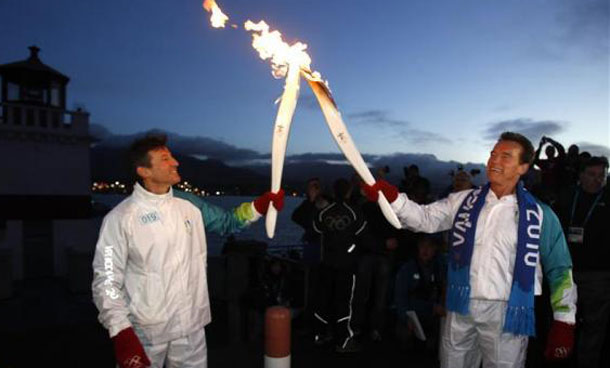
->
xmin=5 ymin=278 xmax=604 ymax=368
xmin=0 ymin=278 xmax=437 ymax=368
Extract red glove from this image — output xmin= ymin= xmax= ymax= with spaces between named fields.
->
xmin=360 ymin=180 xmax=399 ymax=203
xmin=544 ymin=320 xmax=575 ymax=361
xmin=253 ymin=189 xmax=285 ymax=215
xmin=112 ymin=327 xmax=151 ymax=368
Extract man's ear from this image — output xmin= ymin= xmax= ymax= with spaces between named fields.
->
xmin=136 ymin=166 xmax=150 ymax=180
xmin=518 ymin=163 xmax=530 ymax=176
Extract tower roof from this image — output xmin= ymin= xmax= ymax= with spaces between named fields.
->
xmin=0 ymin=46 xmax=69 ymax=84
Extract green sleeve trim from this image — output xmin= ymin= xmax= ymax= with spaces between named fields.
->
xmin=233 ymin=202 xmax=255 ymax=224
xmin=550 ymin=270 xmax=573 ymax=313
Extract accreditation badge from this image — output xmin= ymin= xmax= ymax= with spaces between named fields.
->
xmin=568 ymin=227 xmax=584 ymax=244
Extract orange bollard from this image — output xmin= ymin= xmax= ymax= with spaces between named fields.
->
xmin=264 ymin=306 xmax=291 ymax=368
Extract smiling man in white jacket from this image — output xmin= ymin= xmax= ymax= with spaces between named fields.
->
xmin=361 ymin=132 xmax=577 ymax=368
xmin=92 ymin=134 xmax=284 ymax=368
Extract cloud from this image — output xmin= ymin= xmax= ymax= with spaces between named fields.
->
xmin=482 ymin=118 xmax=567 ymax=143
xmin=346 ymin=109 xmax=450 ymax=145
xmin=347 ymin=109 xmax=409 ymax=129
xmin=163 ymin=131 xmax=264 ymax=161
xmin=92 ymin=124 xmax=265 ymax=162
xmin=396 ymin=128 xmax=452 ymax=145
xmin=285 ymin=152 xmax=379 ymax=165
xmin=575 ymin=142 xmax=610 ymax=157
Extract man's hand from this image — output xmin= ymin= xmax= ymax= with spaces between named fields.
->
xmin=538 ymin=136 xmax=547 ymax=147
xmin=112 ymin=327 xmax=151 ymax=368
xmin=544 ymin=320 xmax=575 ymax=361
xmin=254 ymin=189 xmax=285 ymax=215
xmin=360 ymin=180 xmax=399 ymax=203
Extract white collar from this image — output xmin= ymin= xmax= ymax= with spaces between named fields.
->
xmin=487 ymin=189 xmax=517 ymax=204
xmin=132 ymin=182 xmax=173 ymax=207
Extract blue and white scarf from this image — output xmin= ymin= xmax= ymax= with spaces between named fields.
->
xmin=446 ymin=182 xmax=542 ymax=336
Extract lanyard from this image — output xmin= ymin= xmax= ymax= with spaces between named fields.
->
xmin=570 ymin=189 xmax=603 ymax=227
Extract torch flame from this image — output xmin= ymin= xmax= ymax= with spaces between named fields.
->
xmin=203 ymin=0 xmax=229 ymax=28
xmin=244 ymin=20 xmax=312 ymax=79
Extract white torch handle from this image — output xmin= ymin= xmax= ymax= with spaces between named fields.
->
xmin=306 ymin=79 xmax=402 ymax=229
xmin=266 ymin=63 xmax=301 ymax=238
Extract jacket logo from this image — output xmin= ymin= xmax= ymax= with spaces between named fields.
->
xmin=103 ymin=246 xmax=119 ymax=300
xmin=140 ymin=212 xmax=160 ymax=225
xmin=323 ymin=214 xmax=352 ymax=231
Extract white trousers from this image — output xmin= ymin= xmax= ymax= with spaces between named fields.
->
xmin=129 ymin=328 xmax=208 ymax=368
xmin=440 ymin=300 xmax=528 ymax=368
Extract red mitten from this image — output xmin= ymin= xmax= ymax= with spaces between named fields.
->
xmin=544 ymin=320 xmax=575 ymax=361
xmin=112 ymin=327 xmax=151 ymax=368
xmin=359 ymin=180 xmax=399 ymax=203
xmin=254 ymin=189 xmax=285 ymax=215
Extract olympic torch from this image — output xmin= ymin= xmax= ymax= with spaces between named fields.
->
xmin=266 ymin=63 xmax=301 ymax=238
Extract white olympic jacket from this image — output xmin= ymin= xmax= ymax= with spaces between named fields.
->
xmin=92 ymin=183 xmax=211 ymax=344
xmin=391 ymin=189 xmax=577 ymax=323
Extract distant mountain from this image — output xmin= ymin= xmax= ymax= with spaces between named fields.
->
xmin=245 ymin=154 xmax=486 ymax=195
xmin=91 ymin=146 xmax=269 ymax=194
xmin=89 ymin=126 xmax=486 ymax=196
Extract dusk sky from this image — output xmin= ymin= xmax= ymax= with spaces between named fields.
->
xmin=2 ymin=0 xmax=608 ymax=164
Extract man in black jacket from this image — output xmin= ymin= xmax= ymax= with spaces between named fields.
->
xmin=311 ymin=178 xmax=370 ymax=353
xmin=554 ymin=156 xmax=609 ymax=368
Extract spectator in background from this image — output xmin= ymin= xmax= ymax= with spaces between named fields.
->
xmin=292 ymin=177 xmax=330 ymax=338
xmin=554 ymin=156 xmax=609 ymax=368
xmin=263 ymin=259 xmax=295 ymax=308
xmin=440 ymin=166 xmax=477 ymax=198
xmin=353 ymin=189 xmax=401 ymax=343
xmin=311 ymin=178 xmax=370 ymax=353
xmin=452 ymin=170 xmax=474 ymax=192
xmin=578 ymin=151 xmax=592 ymax=173
xmin=400 ymin=164 xmax=432 ymax=204
xmin=292 ymin=177 xmax=329 ymax=264
xmin=394 ymin=235 xmax=446 ymax=354
xmin=563 ymin=144 xmax=581 ymax=186
xmin=534 ymin=136 xmax=566 ymax=203
xmin=376 ymin=165 xmax=391 ymax=180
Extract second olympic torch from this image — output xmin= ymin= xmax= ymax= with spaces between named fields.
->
xmin=266 ymin=63 xmax=301 ymax=238
xmin=302 ymin=70 xmax=402 ymax=230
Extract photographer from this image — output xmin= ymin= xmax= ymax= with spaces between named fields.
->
xmin=534 ymin=136 xmax=567 ymax=203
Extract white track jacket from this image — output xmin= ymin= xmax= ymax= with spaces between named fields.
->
xmin=92 ymin=183 xmax=211 ymax=344
xmin=391 ymin=189 xmax=576 ymax=323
